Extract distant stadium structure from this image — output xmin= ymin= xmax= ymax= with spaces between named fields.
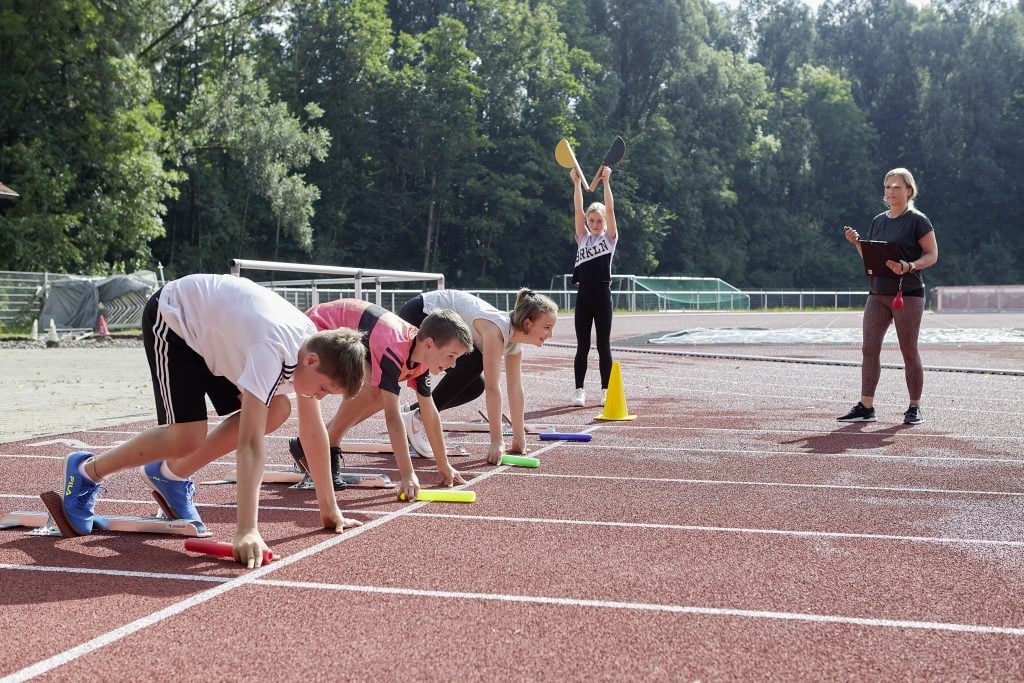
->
xmin=554 ymin=275 xmax=750 ymax=311
xmin=932 ymin=285 xmax=1024 ymax=312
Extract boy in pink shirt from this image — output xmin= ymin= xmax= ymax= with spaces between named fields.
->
xmin=290 ymin=298 xmax=472 ymax=501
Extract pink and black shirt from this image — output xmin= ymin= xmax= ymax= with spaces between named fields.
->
xmin=305 ymin=299 xmax=431 ymax=397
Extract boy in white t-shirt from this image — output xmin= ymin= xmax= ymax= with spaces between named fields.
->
xmin=57 ymin=274 xmax=366 ymax=568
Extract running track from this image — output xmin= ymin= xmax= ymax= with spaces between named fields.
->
xmin=1 ymin=311 xmax=1022 ymax=680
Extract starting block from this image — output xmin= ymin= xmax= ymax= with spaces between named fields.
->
xmin=203 ymin=469 xmax=395 ymax=489
xmin=333 ymin=440 xmax=468 ymax=457
xmin=442 ymin=420 xmax=555 ymax=435
xmin=0 ymin=491 xmax=211 ymax=538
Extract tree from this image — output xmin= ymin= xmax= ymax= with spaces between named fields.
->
xmin=0 ymin=0 xmax=177 ymax=273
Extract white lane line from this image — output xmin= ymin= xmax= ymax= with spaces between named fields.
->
xmin=0 ymin=564 xmax=227 ymax=583
xmin=502 ymin=472 xmax=1024 ymax=497
xmin=528 ymin=422 xmax=1024 ymax=441
xmin=5 ymin=461 xmax=1023 ymax=513
xmin=250 ymin=579 xmax=1024 ymax=637
xmin=398 ymin=512 xmax=1024 ymax=548
xmin=0 ymin=506 xmax=423 ymax=682
xmin=0 ymin=437 xmax=572 ymax=683
xmin=543 ymin=444 xmax=1024 ymax=465
xmin=6 ymin=446 xmax=1021 ymax=465
xmin=5 ymin=504 xmax=1020 ymax=550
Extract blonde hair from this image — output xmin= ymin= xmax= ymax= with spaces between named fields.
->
xmin=510 ymin=288 xmax=558 ymax=331
xmin=585 ymin=202 xmax=607 ymax=219
xmin=885 ymin=168 xmax=918 ymax=208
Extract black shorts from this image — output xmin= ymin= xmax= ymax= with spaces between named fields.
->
xmin=142 ymin=288 xmax=242 ymax=425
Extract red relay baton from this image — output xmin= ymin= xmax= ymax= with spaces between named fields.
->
xmin=184 ymin=538 xmax=277 ymax=563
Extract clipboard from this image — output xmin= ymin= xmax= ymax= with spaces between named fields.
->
xmin=859 ymin=240 xmax=902 ymax=278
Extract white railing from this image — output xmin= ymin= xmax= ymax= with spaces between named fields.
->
xmin=228 ymin=259 xmax=445 ymax=309
xmin=249 ymin=285 xmax=869 ymax=313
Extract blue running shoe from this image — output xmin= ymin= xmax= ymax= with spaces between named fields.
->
xmin=61 ymin=451 xmax=102 ymax=535
xmin=140 ymin=461 xmax=207 ymax=535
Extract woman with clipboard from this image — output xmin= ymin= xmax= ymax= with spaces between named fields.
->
xmin=839 ymin=167 xmax=939 ymax=426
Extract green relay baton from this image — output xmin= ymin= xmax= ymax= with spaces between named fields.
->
xmin=500 ymin=454 xmax=540 ymax=468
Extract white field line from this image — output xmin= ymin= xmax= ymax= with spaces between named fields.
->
xmin=0 ymin=438 xmax=567 ymax=683
xmin=7 ymin=564 xmax=1017 ymax=640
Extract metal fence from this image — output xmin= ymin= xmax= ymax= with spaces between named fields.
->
xmin=933 ymin=285 xmax=1024 ymax=312
xmin=0 ymin=267 xmax=873 ymax=333
xmin=0 ymin=271 xmax=72 ymax=329
xmin=255 ymin=286 xmax=870 ymax=313
xmin=0 ymin=270 xmax=163 ymax=333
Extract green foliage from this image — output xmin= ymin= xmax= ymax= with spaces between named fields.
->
xmin=0 ymin=0 xmax=176 ymax=273
xmin=2 ymin=0 xmax=1023 ymax=288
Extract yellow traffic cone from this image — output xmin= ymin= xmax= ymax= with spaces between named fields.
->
xmin=595 ymin=361 xmax=636 ymax=421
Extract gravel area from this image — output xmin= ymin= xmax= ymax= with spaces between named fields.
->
xmin=0 ymin=336 xmax=152 ymax=443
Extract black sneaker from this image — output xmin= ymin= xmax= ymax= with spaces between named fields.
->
xmin=288 ymin=437 xmax=309 ymax=473
xmin=288 ymin=437 xmax=347 ymax=490
xmin=837 ymin=402 xmax=876 ymax=422
xmin=903 ymin=405 xmax=924 ymax=425
xmin=329 ymin=446 xmax=347 ymax=490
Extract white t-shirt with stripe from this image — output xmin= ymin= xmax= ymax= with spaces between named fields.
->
xmin=158 ymin=274 xmax=316 ymax=405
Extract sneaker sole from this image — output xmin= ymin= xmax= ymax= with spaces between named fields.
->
xmin=837 ymin=416 xmax=876 ymax=422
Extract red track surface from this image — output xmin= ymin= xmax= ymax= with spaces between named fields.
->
xmin=2 ymin=312 xmax=1023 ymax=680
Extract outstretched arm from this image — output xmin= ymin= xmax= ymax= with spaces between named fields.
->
xmin=296 ymin=393 xmax=361 ymax=533
xmin=382 ymin=391 xmax=421 ymax=500
xmin=477 ymin=320 xmax=507 ymax=465
xmin=504 ymin=352 xmax=528 ymax=456
xmin=572 ymin=169 xmax=585 ymax=240
xmin=416 ymin=393 xmax=465 ymax=486
xmin=233 ymin=391 xmax=271 ymax=569
xmin=601 ymin=167 xmax=617 ymax=241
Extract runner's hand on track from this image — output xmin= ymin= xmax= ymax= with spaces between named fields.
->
xmin=437 ymin=462 xmax=466 ymax=487
xmin=507 ymin=438 xmax=529 ymax=456
xmin=398 ymin=472 xmax=420 ymax=502
xmin=486 ymin=442 xmax=504 ymax=465
xmin=322 ymin=506 xmax=362 ymax=533
xmin=234 ymin=529 xmax=270 ymax=570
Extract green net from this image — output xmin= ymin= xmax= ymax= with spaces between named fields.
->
xmin=614 ymin=276 xmax=750 ymax=311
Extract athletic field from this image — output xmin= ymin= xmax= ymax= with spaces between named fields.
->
xmin=1 ymin=310 xmax=1022 ymax=680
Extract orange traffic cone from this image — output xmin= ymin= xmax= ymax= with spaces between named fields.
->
xmin=595 ymin=361 xmax=636 ymax=421
xmin=97 ymin=314 xmax=109 ymax=337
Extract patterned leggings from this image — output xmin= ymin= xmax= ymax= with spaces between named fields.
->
xmin=860 ymin=294 xmax=925 ymax=401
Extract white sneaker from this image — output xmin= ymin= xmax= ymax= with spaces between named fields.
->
xmin=571 ymin=388 xmax=586 ymax=407
xmin=600 ymin=389 xmax=607 ymax=407
xmin=401 ymin=408 xmax=433 ymax=459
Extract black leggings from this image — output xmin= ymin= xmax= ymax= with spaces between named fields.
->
xmin=399 ymin=295 xmax=484 ymax=411
xmin=574 ymin=282 xmax=613 ymax=389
